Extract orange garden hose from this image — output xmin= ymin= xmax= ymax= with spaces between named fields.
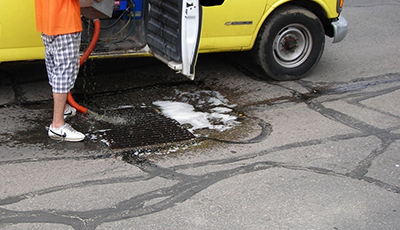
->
xmin=67 ymin=19 xmax=101 ymax=114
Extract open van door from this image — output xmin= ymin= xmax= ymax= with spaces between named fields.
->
xmin=145 ymin=0 xmax=202 ymax=80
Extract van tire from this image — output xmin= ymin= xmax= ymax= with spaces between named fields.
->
xmin=252 ymin=6 xmax=325 ymax=81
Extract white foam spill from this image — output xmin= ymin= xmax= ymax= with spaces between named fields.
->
xmin=153 ymin=91 xmax=238 ymax=133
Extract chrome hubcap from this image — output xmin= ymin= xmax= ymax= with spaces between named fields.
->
xmin=273 ymin=24 xmax=313 ymax=68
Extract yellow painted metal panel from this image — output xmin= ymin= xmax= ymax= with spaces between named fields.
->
xmin=0 ymin=47 xmax=45 ymax=62
xmin=200 ymin=0 xmax=268 ymax=51
xmin=199 ymin=35 xmax=253 ymax=53
xmin=267 ymin=0 xmax=339 ymax=18
xmin=0 ymin=0 xmax=44 ymax=62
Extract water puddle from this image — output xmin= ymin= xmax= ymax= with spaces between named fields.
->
xmin=3 ymin=83 xmax=253 ymax=157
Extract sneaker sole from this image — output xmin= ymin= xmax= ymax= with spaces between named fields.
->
xmin=49 ymin=134 xmax=85 ymax=142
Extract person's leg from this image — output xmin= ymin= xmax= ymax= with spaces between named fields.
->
xmin=51 ymin=32 xmax=81 ymax=126
xmin=52 ymin=93 xmax=68 ymax=128
xmin=45 ymin=32 xmax=84 ymax=141
xmin=41 ymin=34 xmax=68 ymax=128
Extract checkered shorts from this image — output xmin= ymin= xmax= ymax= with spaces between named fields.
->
xmin=41 ymin=32 xmax=81 ymax=94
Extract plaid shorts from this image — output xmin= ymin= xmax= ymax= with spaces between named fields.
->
xmin=41 ymin=32 xmax=81 ymax=94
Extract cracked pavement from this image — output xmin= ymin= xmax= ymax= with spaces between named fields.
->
xmin=1 ymin=1 xmax=400 ymax=229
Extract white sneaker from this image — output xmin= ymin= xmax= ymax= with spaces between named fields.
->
xmin=64 ymin=104 xmax=77 ymax=119
xmin=48 ymin=123 xmax=85 ymax=142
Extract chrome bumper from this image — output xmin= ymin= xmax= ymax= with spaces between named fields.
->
xmin=331 ymin=15 xmax=348 ymax=43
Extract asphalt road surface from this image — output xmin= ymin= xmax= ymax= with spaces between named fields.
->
xmin=1 ymin=0 xmax=400 ymax=229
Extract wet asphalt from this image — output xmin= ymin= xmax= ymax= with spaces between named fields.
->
xmin=1 ymin=1 xmax=400 ymax=229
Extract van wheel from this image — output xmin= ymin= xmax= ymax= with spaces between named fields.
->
xmin=252 ymin=6 xmax=325 ymax=81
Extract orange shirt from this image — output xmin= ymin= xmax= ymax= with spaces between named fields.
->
xmin=35 ymin=0 xmax=82 ymax=36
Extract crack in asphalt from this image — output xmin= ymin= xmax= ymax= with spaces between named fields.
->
xmin=1 ymin=73 xmax=400 ymax=229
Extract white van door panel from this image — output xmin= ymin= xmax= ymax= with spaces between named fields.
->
xmin=145 ymin=0 xmax=202 ymax=80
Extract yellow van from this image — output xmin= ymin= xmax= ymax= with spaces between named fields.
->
xmin=0 ymin=0 xmax=347 ymax=80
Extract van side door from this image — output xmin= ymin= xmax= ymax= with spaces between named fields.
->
xmin=145 ymin=0 xmax=202 ymax=80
